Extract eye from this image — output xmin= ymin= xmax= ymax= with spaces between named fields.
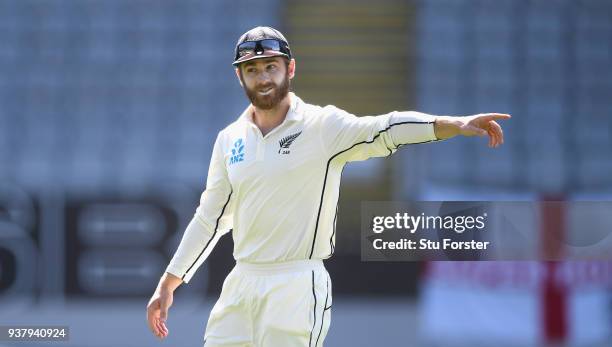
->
xmin=266 ymin=64 xmax=277 ymax=71
xmin=246 ymin=67 xmax=257 ymax=73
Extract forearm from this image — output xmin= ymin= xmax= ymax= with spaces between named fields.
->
xmin=433 ymin=115 xmax=462 ymax=140
xmin=386 ymin=111 xmax=439 ymax=146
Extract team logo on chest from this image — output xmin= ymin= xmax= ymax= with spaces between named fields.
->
xmin=229 ymin=138 xmax=245 ymax=165
xmin=278 ymin=131 xmax=302 ymax=154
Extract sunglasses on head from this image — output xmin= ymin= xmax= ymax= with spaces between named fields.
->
xmin=235 ymin=39 xmax=291 ymax=62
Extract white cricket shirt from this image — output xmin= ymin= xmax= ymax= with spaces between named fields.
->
xmin=166 ymin=92 xmax=439 ymax=283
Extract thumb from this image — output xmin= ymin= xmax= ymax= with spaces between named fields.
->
xmin=464 ymin=125 xmax=487 ymax=136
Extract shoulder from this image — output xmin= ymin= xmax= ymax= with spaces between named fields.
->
xmin=314 ymin=104 xmax=357 ymax=129
xmin=299 ymin=99 xmax=341 ymax=116
xmin=214 ymin=117 xmax=246 ymax=149
xmin=298 ymin=99 xmax=352 ymax=126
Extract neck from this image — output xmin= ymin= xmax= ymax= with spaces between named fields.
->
xmin=252 ymin=94 xmax=291 ymax=137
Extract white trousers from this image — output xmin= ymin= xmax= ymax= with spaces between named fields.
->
xmin=203 ymin=259 xmax=332 ymax=347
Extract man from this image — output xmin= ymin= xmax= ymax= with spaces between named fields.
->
xmin=146 ymin=26 xmax=510 ymax=346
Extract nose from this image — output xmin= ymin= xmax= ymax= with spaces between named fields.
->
xmin=256 ymin=71 xmax=272 ymax=84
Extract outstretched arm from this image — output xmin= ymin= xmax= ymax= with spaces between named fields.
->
xmin=320 ymin=107 xmax=511 ymax=164
xmin=319 ymin=106 xmax=440 ymax=163
xmin=434 ymin=113 xmax=512 ymax=148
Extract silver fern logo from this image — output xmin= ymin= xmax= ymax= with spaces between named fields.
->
xmin=278 ymin=131 xmax=302 ymax=154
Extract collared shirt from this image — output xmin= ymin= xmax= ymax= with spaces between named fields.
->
xmin=166 ymin=92 xmax=439 ymax=283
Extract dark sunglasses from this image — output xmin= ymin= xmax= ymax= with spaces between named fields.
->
xmin=235 ymin=39 xmax=291 ymax=62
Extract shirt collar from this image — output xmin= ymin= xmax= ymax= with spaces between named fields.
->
xmin=240 ymin=92 xmax=304 ymax=124
xmin=286 ymin=92 xmax=304 ymax=122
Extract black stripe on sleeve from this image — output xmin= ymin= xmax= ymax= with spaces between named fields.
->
xmin=182 ymin=189 xmax=233 ymax=280
xmin=392 ymin=137 xmax=441 ymax=151
xmin=327 ymin=165 xmax=345 ymax=258
xmin=309 ymin=121 xmax=432 ymax=259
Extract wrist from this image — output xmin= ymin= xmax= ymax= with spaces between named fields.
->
xmin=158 ymin=272 xmax=182 ymax=293
xmin=158 ymin=284 xmax=173 ymax=293
xmin=434 ymin=116 xmax=462 ymax=139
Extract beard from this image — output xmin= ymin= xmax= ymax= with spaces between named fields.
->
xmin=242 ymin=73 xmax=291 ymax=110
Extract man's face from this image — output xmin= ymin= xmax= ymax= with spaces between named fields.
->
xmin=237 ymin=57 xmax=293 ymax=110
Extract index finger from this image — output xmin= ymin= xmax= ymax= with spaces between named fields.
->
xmin=481 ymin=113 xmax=512 ymax=121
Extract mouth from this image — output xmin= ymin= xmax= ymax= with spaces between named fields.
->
xmin=257 ymin=87 xmax=274 ymax=96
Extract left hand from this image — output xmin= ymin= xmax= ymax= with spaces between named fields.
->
xmin=459 ymin=113 xmax=511 ymax=148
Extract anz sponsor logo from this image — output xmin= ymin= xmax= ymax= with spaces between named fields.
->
xmin=229 ymin=138 xmax=245 ymax=165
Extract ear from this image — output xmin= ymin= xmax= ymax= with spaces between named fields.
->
xmin=235 ymin=68 xmax=244 ymax=87
xmin=288 ymin=59 xmax=296 ymax=80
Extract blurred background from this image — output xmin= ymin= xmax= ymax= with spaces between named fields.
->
xmin=1 ymin=0 xmax=611 ymax=346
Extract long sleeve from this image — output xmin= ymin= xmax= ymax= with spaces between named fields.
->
xmin=319 ymin=105 xmax=440 ymax=163
xmin=165 ymin=133 xmax=234 ymax=283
